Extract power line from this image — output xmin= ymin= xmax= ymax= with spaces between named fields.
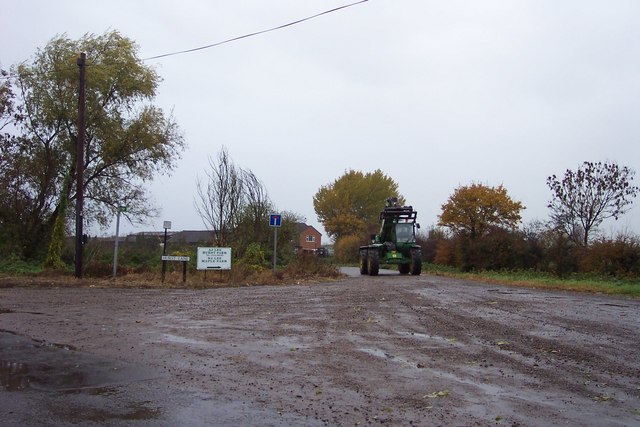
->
xmin=142 ymin=0 xmax=369 ymax=61
xmin=0 ymin=0 xmax=370 ymax=81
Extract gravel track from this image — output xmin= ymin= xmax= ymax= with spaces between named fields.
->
xmin=1 ymin=271 xmax=639 ymax=426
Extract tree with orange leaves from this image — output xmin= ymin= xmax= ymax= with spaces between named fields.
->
xmin=438 ymin=183 xmax=524 ymax=239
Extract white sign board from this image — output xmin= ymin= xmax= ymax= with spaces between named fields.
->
xmin=161 ymin=255 xmax=190 ymax=262
xmin=197 ymin=247 xmax=232 ymax=270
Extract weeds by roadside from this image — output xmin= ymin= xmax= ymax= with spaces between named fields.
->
xmin=0 ymin=254 xmax=343 ymax=289
xmin=2 ymin=257 xmax=638 ymax=297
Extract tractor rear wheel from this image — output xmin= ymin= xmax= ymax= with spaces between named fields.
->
xmin=359 ymin=249 xmax=369 ymax=275
xmin=368 ymin=250 xmax=379 ymax=276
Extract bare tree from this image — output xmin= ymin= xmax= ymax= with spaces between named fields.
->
xmin=195 ymin=147 xmax=244 ymax=246
xmin=547 ymin=161 xmax=639 ymax=246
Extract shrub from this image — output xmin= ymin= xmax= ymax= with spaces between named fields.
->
xmin=469 ymin=227 xmax=532 ymax=270
xmin=417 ymin=226 xmax=448 ymax=263
xmin=0 ymin=258 xmax=43 ymax=275
xmin=239 ymin=243 xmax=268 ymax=273
xmin=433 ymin=228 xmax=541 ymax=272
xmin=543 ymin=233 xmax=579 ymax=277
xmin=434 ymin=239 xmax=455 ymax=266
xmin=334 ymin=235 xmax=362 ymax=264
xmin=578 ymin=234 xmax=640 ymax=277
xmin=284 ymin=253 xmax=341 ymax=278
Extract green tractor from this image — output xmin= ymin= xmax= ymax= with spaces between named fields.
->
xmin=359 ymin=197 xmax=422 ymax=276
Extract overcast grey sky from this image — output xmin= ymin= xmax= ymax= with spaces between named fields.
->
xmin=3 ymin=0 xmax=639 ymax=241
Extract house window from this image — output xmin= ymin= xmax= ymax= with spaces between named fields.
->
xmin=306 ymin=235 xmax=315 ymax=243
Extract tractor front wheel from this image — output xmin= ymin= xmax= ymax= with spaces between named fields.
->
xmin=398 ymin=263 xmax=410 ymax=275
xmin=410 ymin=249 xmax=422 ymax=275
xmin=359 ymin=249 xmax=369 ymax=275
xmin=368 ymin=250 xmax=379 ymax=276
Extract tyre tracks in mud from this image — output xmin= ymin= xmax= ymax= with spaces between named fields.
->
xmin=0 ymin=276 xmax=639 ymax=426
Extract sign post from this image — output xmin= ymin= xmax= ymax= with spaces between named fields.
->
xmin=161 ymin=255 xmax=190 ymax=282
xmin=161 ymin=221 xmax=171 ymax=282
xmin=269 ymin=214 xmax=282 ymax=273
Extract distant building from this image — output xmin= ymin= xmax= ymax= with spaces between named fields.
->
xmin=295 ymin=223 xmax=322 ymax=254
xmin=100 ymin=225 xmax=325 ymax=254
xmin=171 ymin=230 xmax=214 ymax=245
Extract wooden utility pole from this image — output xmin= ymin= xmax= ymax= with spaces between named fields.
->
xmin=75 ymin=52 xmax=86 ymax=278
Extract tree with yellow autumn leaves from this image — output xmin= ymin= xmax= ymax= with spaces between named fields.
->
xmin=313 ymin=169 xmax=403 ymax=242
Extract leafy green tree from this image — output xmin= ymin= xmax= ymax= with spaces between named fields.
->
xmin=547 ymin=161 xmax=639 ymax=246
xmin=1 ymin=32 xmax=184 ymax=261
xmin=438 ymin=183 xmax=524 ymax=239
xmin=313 ymin=169 xmax=403 ymax=241
xmin=0 ymin=69 xmax=30 ymax=256
xmin=0 ymin=68 xmax=19 ymax=132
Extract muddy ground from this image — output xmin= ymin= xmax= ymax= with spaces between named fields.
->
xmin=1 ymin=268 xmax=639 ymax=426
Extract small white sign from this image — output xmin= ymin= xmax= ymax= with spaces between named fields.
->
xmin=162 ymin=255 xmax=190 ymax=262
xmin=197 ymin=247 xmax=232 ymax=270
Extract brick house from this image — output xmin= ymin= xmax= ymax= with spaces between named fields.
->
xmin=295 ymin=223 xmax=322 ymax=254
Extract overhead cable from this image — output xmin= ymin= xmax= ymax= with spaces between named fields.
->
xmin=0 ymin=0 xmax=370 ymax=80
xmin=142 ymin=0 xmax=369 ymax=61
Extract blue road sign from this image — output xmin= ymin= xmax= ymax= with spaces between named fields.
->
xmin=269 ymin=214 xmax=282 ymax=227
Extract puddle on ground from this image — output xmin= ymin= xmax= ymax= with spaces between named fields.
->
xmin=358 ymin=347 xmax=418 ymax=369
xmin=400 ymin=331 xmax=464 ymax=346
xmin=0 ymin=330 xmax=160 ymax=393
xmin=162 ymin=332 xmax=210 ymax=347
xmin=66 ymin=402 xmax=162 ymax=423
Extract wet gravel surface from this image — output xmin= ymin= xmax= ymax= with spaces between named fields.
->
xmin=1 ymin=270 xmax=639 ymax=426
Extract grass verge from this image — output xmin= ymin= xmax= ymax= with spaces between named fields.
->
xmin=422 ymin=263 xmax=640 ymax=297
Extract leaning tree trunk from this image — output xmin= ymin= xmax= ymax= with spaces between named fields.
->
xmin=43 ymin=170 xmax=74 ymax=269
